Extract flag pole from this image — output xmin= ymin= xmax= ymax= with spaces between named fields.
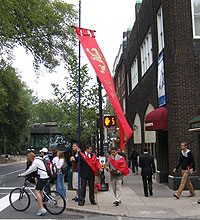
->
xmin=77 ymin=0 xmax=81 ymax=206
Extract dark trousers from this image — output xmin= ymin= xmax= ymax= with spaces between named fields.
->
xmin=80 ymin=176 xmax=95 ymax=203
xmin=131 ymin=160 xmax=138 ymax=173
xmin=142 ymin=175 xmax=153 ymax=196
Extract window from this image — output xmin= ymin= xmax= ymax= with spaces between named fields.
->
xmin=122 ymin=96 xmax=126 ymax=114
xmin=140 ymin=28 xmax=153 ymax=76
xmin=127 ymin=74 xmax=130 ymax=96
xmin=157 ymin=7 xmax=165 ymax=53
xmin=191 ymin=0 xmax=200 ymax=38
xmin=117 ymin=75 xmax=120 ymax=87
xmin=131 ymin=57 xmax=138 ymax=90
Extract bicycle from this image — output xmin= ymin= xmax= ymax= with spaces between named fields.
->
xmin=9 ymin=177 xmax=66 ymax=215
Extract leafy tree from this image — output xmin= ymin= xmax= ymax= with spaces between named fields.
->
xmin=0 ymin=0 xmax=80 ymax=153
xmin=0 ymin=61 xmax=32 ymax=154
xmin=0 ymin=0 xmax=77 ymax=70
xmin=30 ymin=99 xmax=63 ymax=124
xmin=52 ymin=53 xmax=99 ymax=146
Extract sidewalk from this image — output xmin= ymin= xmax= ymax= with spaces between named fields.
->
xmin=65 ymin=172 xmax=200 ymax=219
xmin=0 ymin=156 xmax=26 ymax=166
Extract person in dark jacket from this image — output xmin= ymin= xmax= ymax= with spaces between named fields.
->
xmin=139 ymin=148 xmax=156 ymax=197
xmin=173 ymin=142 xmax=195 ymax=199
xmin=129 ymin=150 xmax=139 ymax=174
xmin=79 ymin=146 xmax=102 ymax=206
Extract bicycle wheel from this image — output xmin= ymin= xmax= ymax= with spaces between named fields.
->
xmin=43 ymin=190 xmax=66 ymax=215
xmin=9 ymin=188 xmax=30 ymax=211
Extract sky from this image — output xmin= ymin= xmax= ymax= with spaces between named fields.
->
xmin=13 ymin=0 xmax=136 ymax=100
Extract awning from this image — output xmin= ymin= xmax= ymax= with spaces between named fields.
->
xmin=188 ymin=115 xmax=200 ymax=132
xmin=145 ymin=107 xmax=168 ymax=131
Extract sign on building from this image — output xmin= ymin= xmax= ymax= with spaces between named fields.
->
xmin=157 ymin=52 xmax=166 ymax=106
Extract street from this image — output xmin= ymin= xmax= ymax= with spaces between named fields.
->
xmin=0 ymin=162 xmax=199 ymax=220
xmin=0 ymin=162 xmax=120 ymax=219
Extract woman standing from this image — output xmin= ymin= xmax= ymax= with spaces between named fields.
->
xmin=53 ymin=151 xmax=66 ymax=199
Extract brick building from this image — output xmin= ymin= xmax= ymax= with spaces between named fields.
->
xmin=113 ymin=0 xmax=200 ymax=188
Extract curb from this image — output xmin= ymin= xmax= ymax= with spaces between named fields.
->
xmin=65 ymin=206 xmax=127 ymax=217
xmin=0 ymin=160 xmax=26 ymax=167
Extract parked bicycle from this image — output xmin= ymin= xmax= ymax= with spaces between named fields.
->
xmin=9 ymin=177 xmax=66 ymax=215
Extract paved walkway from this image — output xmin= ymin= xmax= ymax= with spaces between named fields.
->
xmin=0 ymin=156 xmax=26 ymax=166
xmin=2 ymin=158 xmax=200 ymax=219
xmin=65 ymin=172 xmax=200 ymax=219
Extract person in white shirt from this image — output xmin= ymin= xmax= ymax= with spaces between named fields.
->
xmin=53 ymin=150 xmax=66 ymax=199
xmin=19 ymin=152 xmax=49 ymax=216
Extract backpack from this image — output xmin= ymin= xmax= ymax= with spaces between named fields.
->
xmin=38 ymin=157 xmax=58 ymax=179
xmin=45 ymin=161 xmax=58 ymax=179
xmin=60 ymin=162 xmax=68 ymax=175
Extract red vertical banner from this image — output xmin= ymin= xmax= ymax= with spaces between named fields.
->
xmin=119 ymin=121 xmax=126 ymax=152
xmin=75 ymin=27 xmax=133 ymax=147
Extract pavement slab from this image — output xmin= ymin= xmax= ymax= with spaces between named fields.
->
xmin=65 ymin=172 xmax=200 ymax=219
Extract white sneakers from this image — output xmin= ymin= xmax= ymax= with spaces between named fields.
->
xmin=36 ymin=208 xmax=47 ymax=216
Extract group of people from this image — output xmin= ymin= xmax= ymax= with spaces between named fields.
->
xmin=70 ymin=143 xmax=129 ymax=207
xmin=19 ymin=141 xmax=198 ymax=216
xmin=19 ymin=147 xmax=66 ymax=216
xmin=19 ymin=144 xmax=130 ymax=215
xmin=130 ymin=142 xmax=199 ymax=202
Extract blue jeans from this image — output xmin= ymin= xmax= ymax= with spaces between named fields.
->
xmin=56 ymin=172 xmax=66 ymax=199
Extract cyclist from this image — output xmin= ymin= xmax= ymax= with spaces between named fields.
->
xmin=19 ymin=151 xmax=49 ymax=216
xmin=40 ymin=147 xmax=50 ymax=162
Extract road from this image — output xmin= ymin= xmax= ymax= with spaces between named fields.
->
xmin=0 ymin=162 xmax=198 ymax=220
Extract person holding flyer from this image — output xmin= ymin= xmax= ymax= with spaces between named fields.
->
xmin=107 ymin=147 xmax=129 ymax=206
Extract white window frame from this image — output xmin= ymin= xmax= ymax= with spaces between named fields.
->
xmin=191 ymin=0 xmax=200 ymax=38
xmin=122 ymin=96 xmax=126 ymax=114
xmin=131 ymin=57 xmax=138 ymax=90
xmin=157 ymin=7 xmax=165 ymax=53
xmin=140 ymin=28 xmax=153 ymax=76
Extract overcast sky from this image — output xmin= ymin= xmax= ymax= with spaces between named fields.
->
xmin=13 ymin=0 xmax=136 ymax=100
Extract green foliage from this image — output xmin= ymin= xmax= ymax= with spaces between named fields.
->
xmin=51 ymin=53 xmax=99 ymax=146
xmin=0 ymin=0 xmax=77 ymax=70
xmin=30 ymin=99 xmax=63 ymax=124
xmin=0 ymin=61 xmax=32 ymax=154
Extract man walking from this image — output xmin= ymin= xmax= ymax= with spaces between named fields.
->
xmin=129 ymin=150 xmax=139 ymax=174
xmin=173 ymin=142 xmax=195 ymax=199
xmin=139 ymin=148 xmax=156 ymax=197
xmin=79 ymin=146 xmax=102 ymax=206
xmin=107 ymin=147 xmax=129 ymax=206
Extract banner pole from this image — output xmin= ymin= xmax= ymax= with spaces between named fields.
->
xmin=78 ymin=0 xmax=81 ymax=206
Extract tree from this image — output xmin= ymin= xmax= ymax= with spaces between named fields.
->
xmin=0 ymin=0 xmax=77 ymax=70
xmin=0 ymin=61 xmax=32 ymax=154
xmin=52 ymin=53 xmax=99 ymax=146
xmin=30 ymin=99 xmax=63 ymax=124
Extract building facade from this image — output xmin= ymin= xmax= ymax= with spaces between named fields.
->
xmin=113 ymin=0 xmax=200 ymax=188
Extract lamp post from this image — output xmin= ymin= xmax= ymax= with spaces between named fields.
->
xmin=77 ymin=0 xmax=81 ymax=206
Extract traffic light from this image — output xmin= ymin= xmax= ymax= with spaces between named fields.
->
xmin=103 ymin=116 xmax=116 ymax=128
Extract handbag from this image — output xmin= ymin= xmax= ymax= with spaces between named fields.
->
xmin=61 ymin=162 xmax=68 ymax=175
xmin=110 ymin=169 xmax=120 ymax=176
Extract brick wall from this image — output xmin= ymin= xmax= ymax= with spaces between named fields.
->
xmin=114 ymin=0 xmax=200 ymax=180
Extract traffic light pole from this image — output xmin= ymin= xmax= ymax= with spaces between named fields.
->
xmin=97 ymin=77 xmax=104 ymax=156
xmin=97 ymin=77 xmax=109 ymax=191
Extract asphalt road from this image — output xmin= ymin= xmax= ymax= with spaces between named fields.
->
xmin=0 ymin=162 xmax=198 ymax=220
